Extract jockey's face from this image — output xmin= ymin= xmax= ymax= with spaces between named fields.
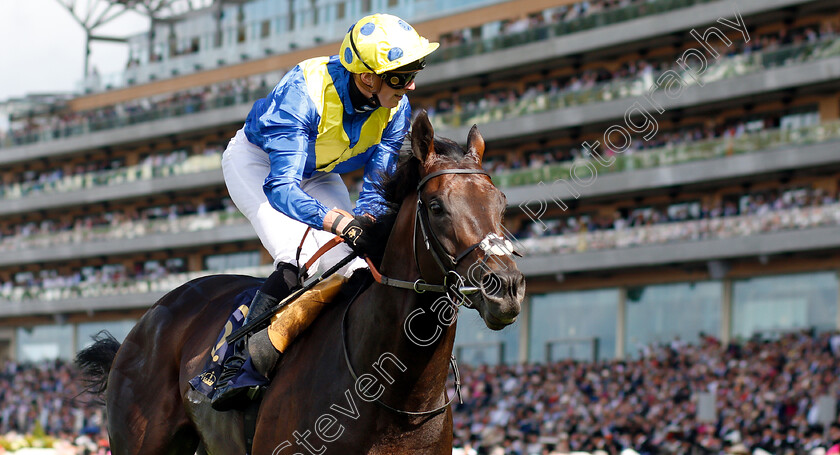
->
xmin=376 ymin=78 xmax=415 ymax=109
xmin=357 ymin=73 xmax=416 ymax=109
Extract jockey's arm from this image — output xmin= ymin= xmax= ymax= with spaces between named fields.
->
xmin=254 ymin=81 xmax=329 ymax=230
xmin=263 ymin=153 xmax=329 ymax=230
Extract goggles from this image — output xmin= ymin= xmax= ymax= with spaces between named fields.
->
xmin=381 ymin=71 xmax=419 ymax=89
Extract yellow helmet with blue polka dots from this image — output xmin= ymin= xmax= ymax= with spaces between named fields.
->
xmin=340 ymin=14 xmax=439 ymax=75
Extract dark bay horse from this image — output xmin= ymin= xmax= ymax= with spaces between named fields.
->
xmin=77 ymin=111 xmax=525 ymax=454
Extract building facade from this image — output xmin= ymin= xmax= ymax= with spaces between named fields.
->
xmin=1 ymin=0 xmax=839 ymax=365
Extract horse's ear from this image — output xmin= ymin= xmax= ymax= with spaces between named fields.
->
xmin=466 ymin=124 xmax=485 ymax=163
xmin=411 ymin=110 xmax=435 ymax=163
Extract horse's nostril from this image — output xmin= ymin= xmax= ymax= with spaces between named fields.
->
xmin=481 ymin=273 xmax=503 ymax=296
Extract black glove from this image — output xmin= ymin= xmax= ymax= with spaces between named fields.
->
xmin=323 ymin=209 xmax=372 ymax=255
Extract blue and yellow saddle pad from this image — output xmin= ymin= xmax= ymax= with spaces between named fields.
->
xmin=189 ymin=286 xmax=258 ymax=399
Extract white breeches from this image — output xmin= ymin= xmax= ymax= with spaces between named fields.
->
xmin=221 ymin=128 xmax=367 ymax=277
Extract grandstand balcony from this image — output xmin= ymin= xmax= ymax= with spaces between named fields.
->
xmin=519 ymin=203 xmax=840 ymax=275
xmin=2 ymin=197 xmax=837 ymax=308
xmin=2 ymin=0 xmax=840 ymax=367
xmin=0 ymin=118 xmax=837 ymax=215
xmin=0 ymin=265 xmax=274 ymax=318
xmin=2 ymin=0 xmax=835 ymax=153
xmin=421 ymin=0 xmax=828 ymax=87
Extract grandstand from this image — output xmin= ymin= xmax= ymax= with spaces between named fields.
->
xmin=1 ymin=0 xmax=840 ymax=452
xmin=3 ymin=0 xmax=839 ymax=362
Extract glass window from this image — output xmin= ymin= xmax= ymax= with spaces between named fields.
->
xmin=76 ymin=320 xmax=137 ymax=352
xmin=625 ymin=281 xmax=721 ymax=356
xmin=733 ymin=272 xmax=838 ymax=338
xmin=205 ymin=251 xmax=261 ymax=271
xmin=530 ymin=289 xmax=618 ymax=362
xmin=17 ymin=325 xmax=73 ymax=362
xmin=455 ymin=311 xmax=519 ymax=365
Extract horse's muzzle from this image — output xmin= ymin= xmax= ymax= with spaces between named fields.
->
xmin=477 ymin=270 xmax=525 ymax=329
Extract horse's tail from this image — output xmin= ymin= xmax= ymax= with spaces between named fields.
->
xmin=75 ymin=330 xmax=121 ymax=401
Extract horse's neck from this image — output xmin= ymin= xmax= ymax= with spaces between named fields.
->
xmin=347 ymin=214 xmax=456 ymax=413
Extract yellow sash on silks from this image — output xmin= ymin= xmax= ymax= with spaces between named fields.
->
xmin=300 ymin=57 xmax=399 ymax=172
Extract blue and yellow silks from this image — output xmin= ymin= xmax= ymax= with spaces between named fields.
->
xmin=244 ymin=55 xmax=410 ymax=229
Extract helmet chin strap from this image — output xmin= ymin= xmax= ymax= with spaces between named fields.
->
xmin=357 ymin=74 xmax=383 ymax=109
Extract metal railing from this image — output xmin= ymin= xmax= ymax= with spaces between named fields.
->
xmin=431 ymin=37 xmax=840 ymax=129
xmin=491 ymin=120 xmax=840 ymax=188
xmin=428 ymin=0 xmax=719 ymax=64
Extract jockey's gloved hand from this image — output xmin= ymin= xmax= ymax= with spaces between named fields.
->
xmin=323 ymin=209 xmax=373 ymax=255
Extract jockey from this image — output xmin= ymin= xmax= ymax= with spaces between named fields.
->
xmin=212 ymin=13 xmax=438 ymax=411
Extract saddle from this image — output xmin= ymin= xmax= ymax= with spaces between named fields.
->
xmin=189 ymin=274 xmax=347 ymax=399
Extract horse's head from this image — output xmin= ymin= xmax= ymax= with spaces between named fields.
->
xmin=398 ymin=111 xmax=525 ymax=330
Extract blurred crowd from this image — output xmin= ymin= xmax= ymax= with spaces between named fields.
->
xmin=519 ymin=186 xmax=840 ymax=255
xmin=3 ymin=0 xmax=838 ymax=149
xmin=478 ymin=111 xmax=823 ymax=175
xmin=0 ymin=147 xmax=222 ymax=201
xmin=0 ymin=196 xmax=240 ymax=253
xmin=428 ymin=25 xmax=839 ymax=132
xmin=0 ymin=184 xmax=838 ymax=302
xmin=437 ymin=0 xmax=656 ymax=50
xmin=1 ymin=332 xmax=839 ymax=454
xmin=451 ymin=331 xmax=840 ymax=455
xmin=0 ymin=360 xmax=108 ymax=454
xmin=1 ymin=74 xmax=278 ymax=148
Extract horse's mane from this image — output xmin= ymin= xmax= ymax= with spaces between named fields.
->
xmin=359 ymin=136 xmax=468 ymax=264
xmin=379 ymin=136 xmax=468 ymax=210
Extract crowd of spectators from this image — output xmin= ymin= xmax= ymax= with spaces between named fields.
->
xmin=3 ymin=0 xmax=837 ymax=149
xmin=450 ymin=331 xmax=840 ymax=455
xmin=0 ymin=259 xmax=184 ymax=303
xmin=428 ymin=24 xmax=838 ymax=132
xmin=0 ymin=147 xmax=222 ymax=201
xmin=437 ymin=0 xmax=649 ymax=50
xmin=477 ymin=111 xmax=824 ymax=175
xmin=1 ymin=73 xmax=279 ymax=147
xmin=0 ymin=184 xmax=837 ymax=302
xmin=0 ymin=259 xmax=274 ymax=305
xmin=0 ymin=196 xmax=241 ymax=254
xmin=1 ymin=332 xmax=840 ymax=454
xmin=0 ymin=360 xmax=108 ymax=454
xmin=518 ymin=186 xmax=840 ymax=255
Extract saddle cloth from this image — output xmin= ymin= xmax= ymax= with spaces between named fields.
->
xmin=189 ymin=286 xmax=258 ymax=398
xmin=188 ymin=274 xmax=348 ymax=399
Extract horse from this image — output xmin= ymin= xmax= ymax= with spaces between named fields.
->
xmin=76 ymin=110 xmax=526 ymax=455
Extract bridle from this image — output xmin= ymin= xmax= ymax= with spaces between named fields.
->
xmin=369 ymin=168 xmax=517 ymax=299
xmin=342 ymin=166 xmax=517 ymax=417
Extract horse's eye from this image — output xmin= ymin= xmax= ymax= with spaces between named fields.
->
xmin=429 ymin=200 xmax=444 ymax=215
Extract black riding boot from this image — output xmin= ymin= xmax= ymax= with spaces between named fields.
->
xmin=211 ymin=263 xmax=299 ymax=411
